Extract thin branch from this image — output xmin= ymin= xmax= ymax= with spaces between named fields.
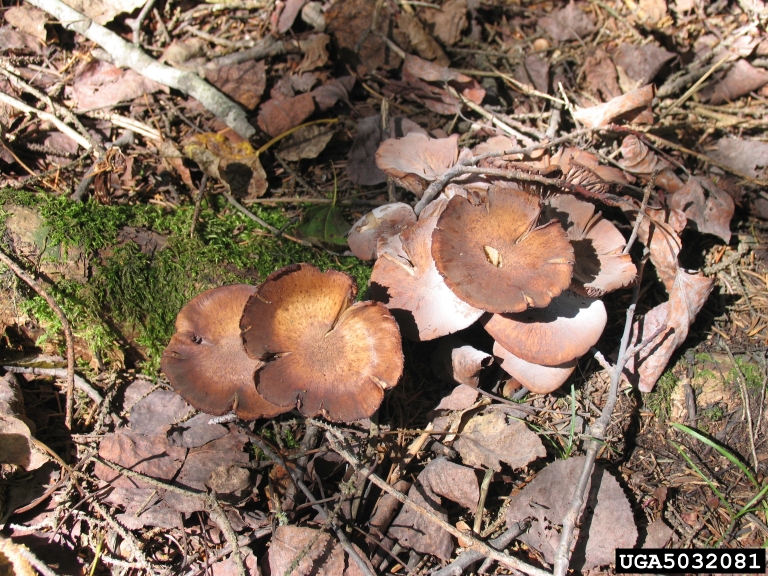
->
xmin=0 ymin=248 xmax=76 ymax=429
xmin=24 ymin=0 xmax=255 ymax=139
xmin=3 ymin=366 xmax=103 ymax=404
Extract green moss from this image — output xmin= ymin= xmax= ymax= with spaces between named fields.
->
xmin=645 ymin=370 xmax=678 ymax=421
xmin=1 ymin=189 xmax=373 ymax=372
xmin=728 ymin=356 xmax=764 ymax=392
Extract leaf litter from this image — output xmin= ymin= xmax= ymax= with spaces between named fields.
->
xmin=2 ymin=0 xmax=768 ymax=573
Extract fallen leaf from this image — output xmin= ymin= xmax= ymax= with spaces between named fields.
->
xmin=269 ymin=525 xmax=374 ymax=576
xmin=624 ymin=269 xmax=713 ymax=392
xmin=297 ymin=33 xmax=330 ymax=73
xmin=454 ymin=409 xmax=545 ymax=471
xmin=325 ymin=0 xmax=406 ymax=73
xmin=0 ymin=373 xmax=47 ymax=471
xmin=400 ymin=54 xmax=486 ymax=115
xmin=311 ymin=76 xmax=355 ymax=111
xmin=643 ymin=518 xmax=674 ymax=548
xmin=667 ymin=176 xmax=734 ymax=243
xmin=703 ymin=59 xmax=768 ymax=104
xmin=398 ymin=12 xmax=449 ymax=66
xmin=612 ymin=42 xmax=675 ymax=89
xmin=205 ymin=60 xmax=266 ymax=111
xmin=129 ymin=389 xmax=192 ymax=436
xmin=297 ymin=202 xmax=351 ymax=246
xmin=583 ymin=48 xmax=622 ymax=100
xmin=706 ymin=137 xmax=768 ymax=180
xmin=347 ymin=115 xmax=426 ymax=186
xmin=434 ymin=384 xmax=480 ymax=411
xmin=506 ymin=457 xmax=638 ymax=570
xmin=419 ymin=457 xmax=480 ymax=511
xmin=420 ymin=0 xmax=468 ymax=46
xmin=573 ymin=84 xmax=655 ymax=128
xmin=630 ymin=0 xmax=668 ymax=27
xmin=210 ymin=547 xmax=260 ymax=576
xmin=167 ymin=412 xmax=229 ymax=448
xmin=430 ymin=336 xmax=493 ymax=388
xmin=524 ymin=54 xmax=550 ymax=94
xmin=4 ymin=6 xmax=49 ymax=43
xmin=388 ymin=479 xmax=453 ymax=559
xmin=628 ymin=207 xmax=686 ymax=292
xmin=257 ymin=93 xmax=316 ymax=137
xmin=68 ymin=60 xmax=167 ymax=109
xmin=278 ymin=123 xmax=335 ymax=161
xmin=538 ymin=2 xmax=597 ymax=42
xmin=619 ymin=134 xmax=684 ymax=193
xmin=278 ymin=0 xmax=308 ymax=32
xmin=62 ymin=0 xmax=146 ymax=24
xmin=0 ymin=25 xmax=41 ymax=55
xmin=183 ymin=133 xmax=268 ymax=202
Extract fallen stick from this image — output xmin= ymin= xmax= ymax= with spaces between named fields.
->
xmin=25 ymin=0 xmax=256 ymax=139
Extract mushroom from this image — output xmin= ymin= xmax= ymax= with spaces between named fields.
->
xmin=347 ymin=203 xmax=416 ymax=260
xmin=484 ymin=291 xmax=607 ymax=366
xmin=542 ymin=194 xmax=636 ymax=296
xmin=493 ymin=342 xmax=577 ymax=395
xmin=240 ymin=264 xmax=403 ymax=422
xmin=431 ymin=185 xmax=575 ymax=314
xmin=431 ymin=336 xmax=493 ymax=388
xmin=369 ymin=211 xmax=484 ymax=341
xmin=375 ymin=132 xmax=462 ymax=196
xmin=161 ymin=285 xmax=288 ymax=420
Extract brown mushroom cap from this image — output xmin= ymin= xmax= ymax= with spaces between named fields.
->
xmin=493 ymin=342 xmax=576 ymax=395
xmin=240 ymin=264 xmax=403 ymax=422
xmin=369 ymin=213 xmax=484 ymax=341
xmin=484 ymin=291 xmax=607 ymax=366
xmin=347 ymin=203 xmax=417 ymax=261
xmin=543 ymin=194 xmax=636 ymax=296
xmin=161 ymin=285 xmax=287 ymax=420
xmin=432 ymin=186 xmax=575 ymax=314
xmin=375 ymin=133 xmax=460 ymax=196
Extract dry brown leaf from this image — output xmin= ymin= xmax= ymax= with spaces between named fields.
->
xmin=4 ymin=6 xmax=49 ymax=43
xmin=183 ymin=133 xmax=268 ymax=202
xmin=0 ymin=373 xmax=47 ymax=471
xmin=524 ymin=54 xmax=550 ymax=94
xmin=398 ymin=12 xmax=450 ymax=66
xmin=278 ymin=124 xmax=335 ymax=161
xmin=168 ymin=412 xmax=228 ymax=448
xmin=62 ymin=0 xmax=145 ymax=24
xmin=631 ymin=0 xmax=668 ymax=27
xmin=0 ymin=25 xmax=41 ymax=55
xmin=129 ymin=389 xmax=192 ymax=436
xmin=311 ymin=76 xmax=355 ymax=111
xmin=277 ymin=0 xmax=307 ymax=33
xmin=573 ymin=84 xmax=655 ymax=128
xmin=68 ymin=60 xmax=167 ymax=109
xmin=420 ymin=0 xmax=468 ymax=46
xmin=454 ymin=409 xmax=545 ymax=471
xmin=667 ymin=176 xmax=734 ymax=243
xmin=707 ymin=137 xmax=768 ymax=180
xmin=538 ymin=2 xmax=597 ymax=42
xmin=619 ymin=134 xmax=684 ymax=193
xmin=434 ymin=384 xmax=480 ymax=411
xmin=506 ymin=457 xmax=637 ymax=571
xmin=583 ymin=48 xmax=621 ymax=101
xmin=612 ymin=42 xmax=674 ymax=90
xmin=623 ymin=269 xmax=714 ymax=392
xmin=703 ymin=59 xmax=768 ymax=104
xmin=257 ymin=93 xmax=315 ymax=137
xmin=269 ymin=525 xmax=374 ymax=576
xmin=297 ymin=33 xmax=330 ymax=73
xmin=420 ymin=457 xmax=480 ymax=511
xmin=205 ymin=60 xmax=266 ymax=111
xmin=629 ymin=207 xmax=686 ymax=292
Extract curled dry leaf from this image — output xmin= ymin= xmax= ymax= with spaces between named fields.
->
xmin=269 ymin=525 xmax=374 ymax=576
xmin=389 ymin=458 xmax=479 ymax=560
xmin=161 ymin=285 xmax=287 ymax=420
xmin=311 ymin=75 xmax=355 ymax=111
xmin=619 ymin=135 xmax=684 ymax=193
xmin=204 ymin=60 xmax=266 ymax=111
xmin=432 ymin=186 xmax=575 ymax=314
xmin=572 ymin=84 xmax=655 ymax=129
xmin=543 ymin=193 xmax=636 ymax=295
xmin=375 ymin=132 xmax=460 ymax=196
xmin=612 ymin=42 xmax=675 ymax=89
xmin=703 ymin=59 xmax=768 ymax=105
xmin=369 ymin=210 xmax=484 ymax=341
xmin=0 ymin=373 xmax=47 ymax=471
xmin=347 ymin=203 xmax=416 ymax=260
xmin=277 ymin=123 xmax=335 ymax=161
xmin=397 ymin=12 xmax=450 ymax=66
xmin=506 ymin=457 xmax=638 ymax=571
xmin=523 ymin=53 xmax=550 ymax=94
xmin=430 ymin=335 xmax=493 ymax=388
xmin=623 ymin=268 xmax=714 ymax=392
xmin=626 ymin=207 xmax=686 ymax=293
xmin=297 ymin=33 xmax=330 ymax=73
xmin=347 ymin=114 xmax=426 ymax=186
xmin=494 ymin=341 xmax=578 ymax=394
xmin=240 ymin=264 xmax=403 ymax=422
xmin=538 ymin=2 xmax=597 ymax=42
xmin=434 ymin=383 xmax=480 ymax=411
xmin=667 ymin=176 xmax=734 ymax=243
xmin=485 ymin=291 xmax=607 ymax=366
xmin=183 ymin=134 xmax=269 ymax=202
xmin=420 ymin=0 xmax=468 ymax=46
xmin=454 ymin=409 xmax=545 ymax=471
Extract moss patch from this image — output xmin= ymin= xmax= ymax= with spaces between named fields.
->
xmin=1 ymin=189 xmax=373 ymax=372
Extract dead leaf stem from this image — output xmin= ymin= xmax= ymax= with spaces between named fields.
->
xmin=0 ymin=248 xmax=76 ymax=429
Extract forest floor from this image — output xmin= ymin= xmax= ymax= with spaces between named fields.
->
xmin=1 ymin=0 xmax=768 ymax=574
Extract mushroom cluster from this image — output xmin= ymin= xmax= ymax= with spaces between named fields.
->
xmin=346 ymin=133 xmax=638 ymax=394
xmin=161 ymin=264 xmax=404 ymax=422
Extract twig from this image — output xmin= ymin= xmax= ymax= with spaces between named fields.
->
xmin=473 ymin=468 xmax=494 ymax=533
xmin=14 ymin=545 xmax=60 ymax=576
xmin=312 ymin=419 xmax=552 ymax=576
xmin=660 ymin=52 xmax=732 ymax=119
xmin=0 ymin=248 xmax=76 ymax=429
xmin=413 ymin=128 xmax=592 ymax=215
xmin=623 ymin=172 xmax=656 ymax=255
xmin=90 ymin=500 xmax=155 ymax=574
xmin=130 ymin=0 xmax=156 ymax=44
xmin=0 ymin=91 xmax=93 ymax=152
xmin=721 ymin=341 xmax=759 ymax=470
xmin=430 ymin=521 xmax=530 ymax=576
xmin=25 ymin=0 xmax=255 ymax=139
xmin=2 ymin=366 xmax=103 ymax=404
